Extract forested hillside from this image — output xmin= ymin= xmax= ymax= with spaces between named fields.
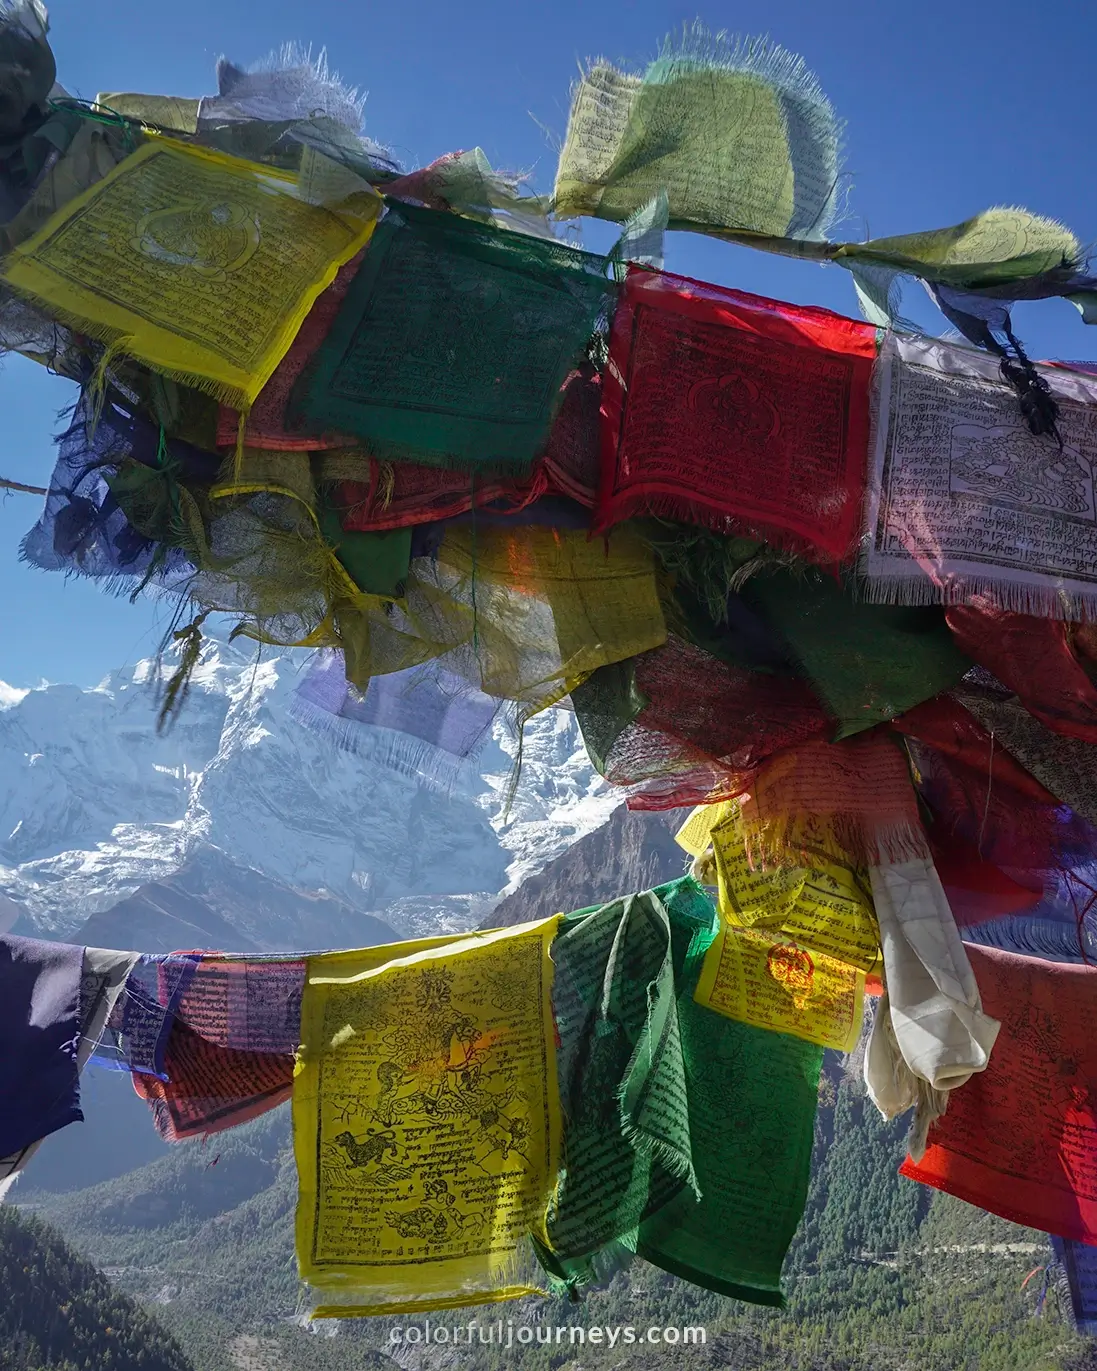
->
xmin=0 ymin=1206 xmax=194 ymax=1371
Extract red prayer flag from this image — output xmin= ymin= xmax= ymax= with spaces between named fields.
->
xmin=946 ymin=602 xmax=1097 ymax=744
xmin=133 ymin=1019 xmax=293 ymax=1142
xmin=900 ymin=943 xmax=1097 ymax=1244
xmin=597 ymin=267 xmax=878 ymax=562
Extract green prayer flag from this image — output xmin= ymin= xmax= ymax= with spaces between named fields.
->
xmin=316 ymin=487 xmax=411 ymax=599
xmin=289 ymin=202 xmax=614 ymax=473
xmin=837 ymin=208 xmax=1080 ymax=289
xmin=554 ymin=30 xmax=840 ymax=242
xmin=571 ymin=660 xmax=649 ymax=775
xmin=541 ymin=877 xmax=822 ymax=1307
xmin=746 ymin=570 xmax=972 ymax=739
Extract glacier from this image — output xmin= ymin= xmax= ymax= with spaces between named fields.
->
xmin=0 ymin=633 xmax=620 ymax=945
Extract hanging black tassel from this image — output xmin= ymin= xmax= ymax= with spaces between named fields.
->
xmin=997 ymin=321 xmax=1062 ymax=445
xmin=930 ymin=285 xmax=1062 ymax=446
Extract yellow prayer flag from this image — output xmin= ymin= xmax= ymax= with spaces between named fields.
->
xmin=3 ymin=138 xmax=381 ymax=410
xmin=695 ymin=921 xmax=865 ymax=1052
xmin=294 ymin=917 xmax=562 ymax=1317
xmin=678 ymin=802 xmax=881 ymax=973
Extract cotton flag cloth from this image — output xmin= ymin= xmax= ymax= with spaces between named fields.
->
xmin=597 ymin=268 xmax=877 ymax=562
xmin=1052 ymin=1236 xmax=1097 ymax=1335
xmin=694 ymin=921 xmax=865 ymax=1051
xmin=900 ymin=944 xmax=1097 ymax=1243
xmin=290 ymin=653 xmax=498 ymax=789
xmin=2 ymin=138 xmax=380 ymax=409
xmin=0 ymin=945 xmax=137 ymax=1196
xmin=215 ymin=251 xmax=366 ymax=451
xmin=678 ymin=804 xmax=881 ymax=972
xmin=169 ymin=955 xmax=306 ymax=1056
xmin=863 ymin=333 xmax=1097 ymax=619
xmin=553 ymin=34 xmax=841 ymax=241
xmin=91 ymin=952 xmax=200 ymax=1078
xmin=288 ymin=202 xmax=614 ymax=473
xmin=584 ymin=633 xmax=829 ymax=811
xmin=294 ymin=918 xmax=562 ymax=1316
xmin=739 ymin=733 xmax=925 ymax=868
xmin=541 ymin=878 xmax=822 ymax=1307
xmin=865 ymin=857 xmax=1000 ymax=1141
xmin=0 ymin=936 xmax=83 ymax=1160
xmin=134 ymin=1020 xmax=294 ymax=1142
xmin=945 ymin=603 xmax=1097 ymax=743
xmin=746 ymin=570 xmax=971 ymax=738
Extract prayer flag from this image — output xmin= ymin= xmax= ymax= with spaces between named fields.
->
xmin=3 ymin=138 xmax=381 ymax=409
xmin=597 ymin=268 xmax=877 ymax=561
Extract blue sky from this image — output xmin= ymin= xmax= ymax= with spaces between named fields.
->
xmin=1 ymin=0 xmax=1095 ymax=687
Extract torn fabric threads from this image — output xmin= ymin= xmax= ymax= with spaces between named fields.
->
xmin=597 ymin=268 xmax=876 ymax=561
xmin=554 ymin=35 xmax=840 ymax=241
xmin=899 ymin=944 xmax=1097 ymax=1243
xmin=863 ymin=333 xmax=1097 ymax=619
xmin=2 ymin=139 xmax=381 ymax=409
xmin=287 ymin=202 xmax=614 ymax=473
xmin=215 ymin=251 xmax=366 ymax=450
xmin=695 ymin=920 xmax=865 ymax=1051
xmin=294 ymin=919 xmax=561 ymax=1316
xmin=133 ymin=1019 xmax=294 ymax=1142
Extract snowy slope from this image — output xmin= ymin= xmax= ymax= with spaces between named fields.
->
xmin=0 ymin=635 xmax=619 ymax=943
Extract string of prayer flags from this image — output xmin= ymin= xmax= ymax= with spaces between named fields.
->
xmin=597 ymin=267 xmax=876 ymax=562
xmin=694 ymin=921 xmax=865 ymax=1051
xmin=2 ymin=139 xmax=382 ymax=410
xmin=293 ymin=918 xmax=561 ymax=1317
xmin=900 ymin=943 xmax=1097 ymax=1243
xmin=554 ymin=30 xmax=841 ymax=242
xmin=287 ymin=202 xmax=614 ymax=474
xmin=541 ymin=877 xmax=823 ymax=1308
xmin=862 ymin=333 xmax=1097 ymax=620
xmin=745 ymin=569 xmax=972 ymax=738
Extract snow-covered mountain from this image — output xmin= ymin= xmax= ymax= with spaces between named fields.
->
xmin=0 ymin=635 xmax=620 ymax=948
